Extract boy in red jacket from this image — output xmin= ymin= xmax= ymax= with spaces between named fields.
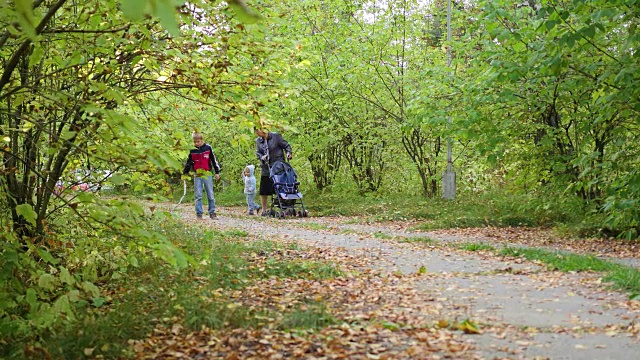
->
xmin=183 ymin=133 xmax=221 ymax=219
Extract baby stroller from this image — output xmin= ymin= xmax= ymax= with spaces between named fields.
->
xmin=268 ymin=160 xmax=308 ymax=218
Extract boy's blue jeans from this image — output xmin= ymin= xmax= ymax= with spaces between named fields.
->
xmin=194 ymin=176 xmax=216 ymax=215
xmin=245 ymin=193 xmax=258 ymax=212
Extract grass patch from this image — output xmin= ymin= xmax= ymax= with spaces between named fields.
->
xmin=499 ymin=247 xmax=640 ymax=295
xmin=602 ymin=268 xmax=640 ymax=294
xmin=373 ymin=231 xmax=393 ymax=239
xmin=43 ymin=262 xmax=194 ymax=359
xmin=258 ymin=259 xmax=343 ymax=280
xmin=460 ymin=242 xmax=496 ymax=252
xmin=222 ymin=229 xmax=249 ymax=237
xmin=298 ymin=222 xmax=330 ymax=231
xmin=306 ymin=188 xmax=589 ymax=236
xmin=201 ymin=240 xmax=342 ymax=288
xmin=210 ymin=185 xmax=246 ymax=206
xmin=180 ymin=294 xmax=271 ymax=330
xmin=499 ymin=247 xmax=618 ymax=272
xmin=398 ymin=236 xmax=438 ymax=245
xmin=278 ymin=301 xmax=337 ymax=330
xmin=5 ymin=213 xmax=342 ymax=359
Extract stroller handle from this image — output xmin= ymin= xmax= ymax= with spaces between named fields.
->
xmin=273 ymin=181 xmax=300 ymax=186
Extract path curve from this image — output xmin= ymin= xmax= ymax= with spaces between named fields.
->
xmin=172 ymin=205 xmax=640 ymax=360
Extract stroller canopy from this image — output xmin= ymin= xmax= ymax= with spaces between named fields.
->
xmin=270 ymin=160 xmax=295 ymax=179
xmin=267 ymin=160 xmax=307 ymax=216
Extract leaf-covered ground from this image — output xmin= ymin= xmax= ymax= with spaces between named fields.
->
xmin=129 ymin=206 xmax=640 ymax=359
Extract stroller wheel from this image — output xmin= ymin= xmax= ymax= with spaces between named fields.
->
xmin=297 ymin=210 xmax=302 ymax=217
xmin=303 ymin=210 xmax=309 ymax=217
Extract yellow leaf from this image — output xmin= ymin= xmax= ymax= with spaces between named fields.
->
xmin=437 ymin=319 xmax=449 ymax=328
xmin=457 ymin=319 xmax=480 ymax=334
xmin=226 ymin=302 xmax=242 ymax=310
xmin=296 ymin=60 xmax=312 ymax=68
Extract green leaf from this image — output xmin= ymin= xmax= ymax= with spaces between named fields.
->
xmin=495 ymin=9 xmax=509 ymax=18
xmin=172 ymin=247 xmax=189 ymax=268
xmin=583 ymin=24 xmax=597 ymax=39
xmin=156 ymin=0 xmax=180 ymax=36
xmin=109 ymin=174 xmax=127 ymax=185
xmin=15 ymin=204 xmax=37 ymax=226
xmin=29 ymin=45 xmax=44 ymax=66
xmin=120 ymin=0 xmax=147 ymax=21
xmin=128 ymin=255 xmax=139 ymax=267
xmin=228 ymin=0 xmax=262 ymax=24
xmin=81 ymin=281 xmax=100 ymax=298
xmin=457 ymin=319 xmax=481 ymax=334
xmin=90 ymin=13 xmax=102 ymax=27
xmin=36 ymin=248 xmax=60 ymax=265
xmin=60 ymin=267 xmax=75 ymax=285
xmin=92 ymin=297 xmax=107 ymax=308
xmin=67 ymin=290 xmax=81 ymax=302
xmin=26 ymin=288 xmax=38 ymax=310
xmin=38 ymin=273 xmax=57 ymax=291
xmin=549 ymin=56 xmax=563 ymax=75
xmin=15 ymin=0 xmax=37 ymax=40
xmin=381 ymin=321 xmax=401 ymax=331
xmin=565 ymin=33 xmax=576 ymax=49
xmin=559 ymin=11 xmax=569 ymax=21
xmin=53 ymin=294 xmax=74 ymax=318
xmin=60 ymin=130 xmax=77 ymax=140
xmin=537 ymin=6 xmax=547 ymax=17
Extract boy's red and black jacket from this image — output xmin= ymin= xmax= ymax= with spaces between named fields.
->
xmin=183 ymin=144 xmax=221 ymax=175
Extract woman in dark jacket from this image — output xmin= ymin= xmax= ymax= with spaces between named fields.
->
xmin=255 ymin=128 xmax=292 ymax=215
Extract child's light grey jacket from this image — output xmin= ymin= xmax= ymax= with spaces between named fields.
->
xmin=243 ymin=165 xmax=257 ymax=195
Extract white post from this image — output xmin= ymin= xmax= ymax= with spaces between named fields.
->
xmin=443 ymin=0 xmax=456 ymax=199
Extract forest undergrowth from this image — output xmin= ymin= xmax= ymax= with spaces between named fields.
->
xmin=2 ymin=189 xmax=639 ymax=359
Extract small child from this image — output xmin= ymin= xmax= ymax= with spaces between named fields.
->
xmin=242 ymin=165 xmax=259 ymax=215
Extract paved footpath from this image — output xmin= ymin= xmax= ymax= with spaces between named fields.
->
xmin=182 ymin=206 xmax=640 ymax=360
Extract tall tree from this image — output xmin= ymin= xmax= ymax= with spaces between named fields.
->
xmin=269 ymin=0 xmax=456 ymax=195
xmin=463 ymin=0 xmax=640 ymax=236
xmin=0 ymin=0 xmax=287 ymax=239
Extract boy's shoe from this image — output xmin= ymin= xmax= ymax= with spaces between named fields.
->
xmin=196 ymin=214 xmax=203 ymax=219
xmin=248 ymin=211 xmax=254 ymax=215
xmin=261 ymin=211 xmax=268 ymax=217
xmin=209 ymin=212 xmax=217 ymax=219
